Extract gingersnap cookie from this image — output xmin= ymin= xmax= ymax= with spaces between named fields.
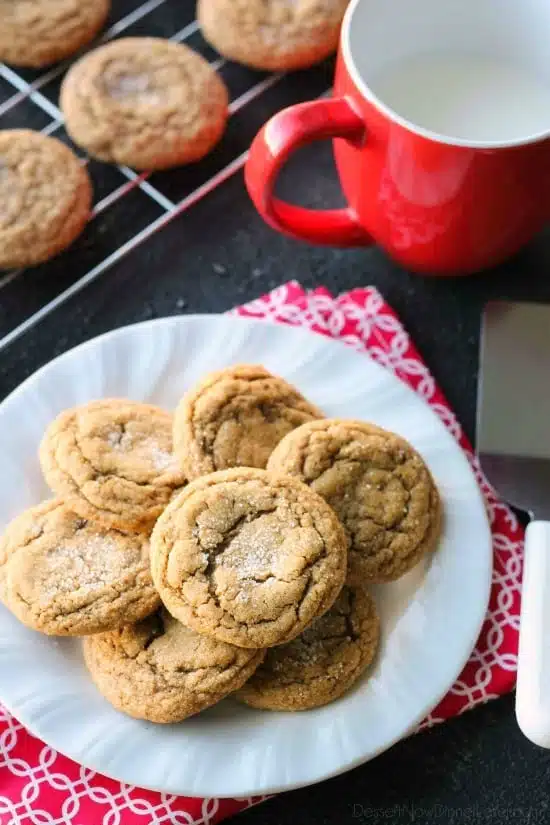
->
xmin=174 ymin=365 xmax=323 ymax=481
xmin=83 ymin=608 xmax=265 ymax=723
xmin=60 ymin=37 xmax=229 ymax=170
xmin=39 ymin=399 xmax=186 ymax=534
xmin=150 ymin=468 xmax=348 ymax=649
xmin=268 ymin=419 xmax=441 ymax=583
xmin=236 ymin=584 xmax=379 ymax=710
xmin=0 ymin=499 xmax=159 ymax=636
xmin=198 ymin=0 xmax=349 ymax=71
xmin=0 ymin=130 xmax=92 ymax=270
xmin=0 ymin=0 xmax=110 ymax=68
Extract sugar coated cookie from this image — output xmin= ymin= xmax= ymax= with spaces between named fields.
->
xmin=0 ymin=499 xmax=159 ymax=636
xmin=173 ymin=364 xmax=322 ymax=480
xmin=0 ymin=0 xmax=110 ymax=68
xmin=84 ymin=608 xmax=265 ymax=722
xmin=60 ymin=37 xmax=229 ymax=169
xmin=198 ymin=0 xmax=349 ymax=71
xmin=0 ymin=130 xmax=91 ymax=269
xmin=150 ymin=468 xmax=348 ymax=648
xmin=268 ymin=419 xmax=441 ymax=583
xmin=236 ymin=584 xmax=379 ymax=710
xmin=39 ymin=399 xmax=186 ymax=534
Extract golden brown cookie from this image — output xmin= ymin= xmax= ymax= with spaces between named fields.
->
xmin=39 ymin=399 xmax=186 ymax=534
xmin=0 ymin=499 xmax=159 ymax=636
xmin=268 ymin=419 xmax=441 ymax=583
xmin=83 ymin=608 xmax=265 ymax=723
xmin=236 ymin=584 xmax=379 ymax=710
xmin=0 ymin=130 xmax=92 ymax=270
xmin=60 ymin=37 xmax=229 ymax=170
xmin=150 ymin=468 xmax=348 ymax=649
xmin=0 ymin=0 xmax=110 ymax=68
xmin=198 ymin=0 xmax=349 ymax=71
xmin=173 ymin=365 xmax=322 ymax=480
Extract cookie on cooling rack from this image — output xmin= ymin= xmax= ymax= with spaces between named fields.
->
xmin=0 ymin=0 xmax=110 ymax=68
xmin=198 ymin=0 xmax=349 ymax=71
xmin=0 ymin=130 xmax=92 ymax=270
xmin=60 ymin=37 xmax=229 ymax=170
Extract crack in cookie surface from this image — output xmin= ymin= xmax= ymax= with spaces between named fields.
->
xmin=174 ymin=365 xmax=323 ymax=480
xmin=83 ymin=608 xmax=265 ymax=722
xmin=236 ymin=584 xmax=380 ymax=710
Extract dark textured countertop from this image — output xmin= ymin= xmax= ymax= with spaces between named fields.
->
xmin=2 ymin=2 xmax=550 ymax=823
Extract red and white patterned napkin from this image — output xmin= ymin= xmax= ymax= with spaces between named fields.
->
xmin=0 ymin=282 xmax=524 ymax=825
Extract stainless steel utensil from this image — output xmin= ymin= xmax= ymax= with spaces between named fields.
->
xmin=478 ymin=300 xmax=550 ymax=748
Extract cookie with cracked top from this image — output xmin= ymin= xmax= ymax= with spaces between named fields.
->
xmin=39 ymin=399 xmax=186 ymax=534
xmin=0 ymin=130 xmax=92 ymax=269
xmin=0 ymin=498 xmax=160 ymax=636
xmin=235 ymin=584 xmax=379 ymax=710
xmin=173 ymin=364 xmax=323 ymax=480
xmin=0 ymin=0 xmax=110 ymax=68
xmin=60 ymin=37 xmax=229 ymax=170
xmin=198 ymin=0 xmax=349 ymax=71
xmin=268 ymin=419 xmax=442 ymax=583
xmin=83 ymin=608 xmax=265 ymax=723
xmin=150 ymin=467 xmax=348 ymax=649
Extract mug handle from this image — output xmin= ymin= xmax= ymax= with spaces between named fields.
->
xmin=245 ymin=97 xmax=373 ymax=247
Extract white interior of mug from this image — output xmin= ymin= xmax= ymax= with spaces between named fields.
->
xmin=342 ymin=0 xmax=550 ymax=148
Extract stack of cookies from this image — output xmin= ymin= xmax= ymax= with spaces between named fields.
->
xmin=0 ymin=365 xmax=441 ymax=723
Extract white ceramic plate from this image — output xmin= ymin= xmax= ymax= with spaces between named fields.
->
xmin=0 ymin=315 xmax=492 ymax=798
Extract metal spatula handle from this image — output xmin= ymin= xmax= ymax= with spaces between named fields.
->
xmin=516 ymin=522 xmax=550 ymax=747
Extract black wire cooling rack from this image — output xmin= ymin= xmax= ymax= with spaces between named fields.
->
xmin=0 ymin=0 xmax=332 ymax=353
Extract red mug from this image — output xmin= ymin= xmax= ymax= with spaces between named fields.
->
xmin=245 ymin=0 xmax=550 ymax=276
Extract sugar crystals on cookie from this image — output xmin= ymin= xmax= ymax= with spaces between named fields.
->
xmin=236 ymin=584 xmax=380 ymax=711
xmin=150 ymin=467 xmax=348 ymax=649
xmin=0 ymin=499 xmax=160 ymax=636
xmin=39 ymin=399 xmax=186 ymax=534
